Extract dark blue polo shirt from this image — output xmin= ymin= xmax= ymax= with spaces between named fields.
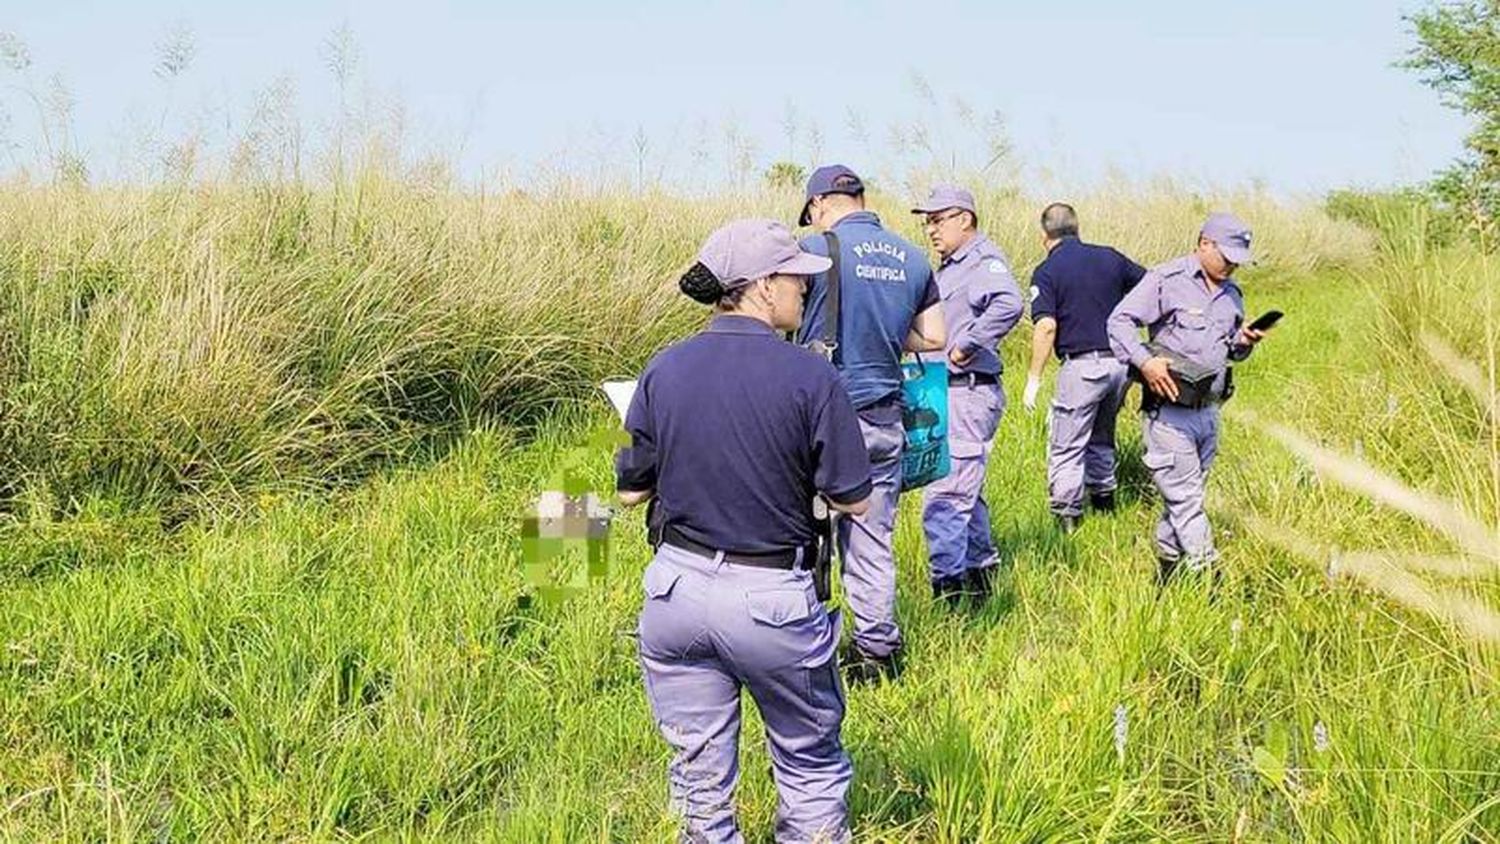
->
xmin=794 ymin=211 xmax=941 ymax=411
xmin=1029 ymin=237 xmax=1146 ymax=357
xmin=615 ymin=314 xmax=873 ymax=554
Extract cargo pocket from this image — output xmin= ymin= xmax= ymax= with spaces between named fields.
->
xmin=745 ymin=588 xmax=813 ymax=628
xmin=1174 ymin=312 xmax=1211 ymax=332
xmin=642 ymin=561 xmax=681 ymax=601
xmin=1081 ymin=359 xmax=1114 ymax=381
xmin=1142 ymin=450 xmax=1175 ymax=474
xmin=638 ymin=561 xmax=691 ymax=661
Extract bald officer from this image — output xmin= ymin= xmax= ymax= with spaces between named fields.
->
xmin=1024 ymin=203 xmax=1146 ymax=533
xmin=1106 ymin=213 xmax=1269 ymax=582
xmin=909 ymin=185 xmax=1023 ymax=605
xmin=618 ymin=219 xmax=873 ymax=842
xmin=796 ymin=164 xmax=945 ymax=682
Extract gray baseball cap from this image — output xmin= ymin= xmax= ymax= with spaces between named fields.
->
xmin=911 ymin=184 xmax=977 ymax=216
xmin=697 ymin=219 xmax=832 ymax=288
xmin=1201 ymin=212 xmax=1254 ymax=265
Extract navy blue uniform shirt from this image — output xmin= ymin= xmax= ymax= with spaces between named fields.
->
xmin=615 ymin=314 xmax=873 ymax=554
xmin=794 ymin=211 xmax=940 ymax=411
xmin=1029 ymin=237 xmax=1146 ymax=357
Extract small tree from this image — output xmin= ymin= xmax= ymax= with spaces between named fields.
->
xmin=764 ymin=161 xmax=805 ymax=190
xmin=1403 ymin=0 xmax=1500 ymax=238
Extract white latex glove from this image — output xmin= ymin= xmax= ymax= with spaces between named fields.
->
xmin=1023 ymin=374 xmax=1042 ymax=411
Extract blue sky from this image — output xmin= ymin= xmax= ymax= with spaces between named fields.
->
xmin=0 ymin=0 xmax=1472 ymax=193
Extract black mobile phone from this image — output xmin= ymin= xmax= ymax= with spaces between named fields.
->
xmin=1248 ymin=309 xmax=1284 ymax=332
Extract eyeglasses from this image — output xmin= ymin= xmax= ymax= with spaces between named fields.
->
xmin=923 ymin=209 xmax=966 ymax=229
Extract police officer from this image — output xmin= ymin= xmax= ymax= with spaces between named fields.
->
xmin=908 ymin=185 xmax=1023 ymax=605
xmin=617 ymin=219 xmax=873 ymax=842
xmin=796 ymin=164 xmax=945 ymax=681
xmin=1023 ymin=203 xmax=1147 ymax=533
xmin=1106 ymin=213 xmax=1269 ymax=582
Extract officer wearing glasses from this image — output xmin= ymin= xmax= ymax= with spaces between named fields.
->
xmin=909 ymin=185 xmax=1023 ymax=606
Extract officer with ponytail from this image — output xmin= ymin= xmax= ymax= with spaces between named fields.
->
xmin=616 ymin=219 xmax=873 ymax=842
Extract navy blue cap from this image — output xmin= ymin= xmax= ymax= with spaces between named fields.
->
xmin=799 ymin=164 xmax=865 ymax=226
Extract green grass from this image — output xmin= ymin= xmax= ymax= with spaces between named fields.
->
xmin=1 ymin=191 xmax=1495 ymax=841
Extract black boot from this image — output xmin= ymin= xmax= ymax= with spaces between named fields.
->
xmin=931 ymin=576 xmax=966 ymax=609
xmin=965 ymin=565 xmax=995 ymax=600
xmin=842 ymin=645 xmax=902 ymax=685
xmin=1155 ymin=555 xmax=1180 ymax=587
xmin=1089 ymin=490 xmax=1116 ymax=513
xmin=1055 ymin=513 xmax=1081 ymax=534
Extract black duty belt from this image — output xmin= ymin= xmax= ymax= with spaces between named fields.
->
xmin=1062 ymin=349 xmax=1111 ymax=361
xmin=949 ymin=371 xmax=999 ymax=386
xmin=661 ymin=525 xmax=811 ymax=571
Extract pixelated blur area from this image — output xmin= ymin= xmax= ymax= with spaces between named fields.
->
xmin=520 ymin=490 xmax=611 ymax=606
xmin=518 ymin=427 xmax=631 ymax=606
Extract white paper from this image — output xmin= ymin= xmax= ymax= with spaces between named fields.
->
xmin=600 ymin=379 xmax=638 ymax=425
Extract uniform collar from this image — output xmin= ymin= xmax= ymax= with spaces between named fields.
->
xmin=830 ymin=210 xmax=881 ymax=230
xmin=707 ymin=313 xmax=778 ymax=336
xmin=942 ymin=232 xmax=987 ymax=267
xmin=1187 ymin=253 xmax=1240 ymax=299
xmin=1048 ymin=235 xmax=1080 ymax=253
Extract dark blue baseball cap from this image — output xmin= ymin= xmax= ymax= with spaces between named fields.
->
xmin=799 ymin=164 xmax=865 ymax=226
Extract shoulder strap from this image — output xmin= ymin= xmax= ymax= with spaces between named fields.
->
xmin=822 ymin=232 xmax=841 ymax=364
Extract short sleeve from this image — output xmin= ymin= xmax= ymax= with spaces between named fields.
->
xmin=1030 ymin=262 xmax=1057 ymax=321
xmin=918 ymin=266 xmax=940 ymax=310
xmin=810 ymin=379 xmax=873 ymax=505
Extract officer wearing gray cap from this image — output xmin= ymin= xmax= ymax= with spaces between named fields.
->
xmin=909 ymin=185 xmax=1023 ymax=605
xmin=1024 ymin=203 xmax=1147 ymax=533
xmin=1106 ymin=213 xmax=1270 ymax=581
xmin=618 ymin=219 xmax=874 ymax=842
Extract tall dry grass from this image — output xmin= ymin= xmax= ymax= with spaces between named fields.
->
xmin=1236 ymin=199 xmax=1500 ymax=650
xmin=0 ymin=176 xmax=1372 ymax=519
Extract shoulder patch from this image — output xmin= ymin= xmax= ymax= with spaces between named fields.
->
xmin=987 ymin=259 xmax=1007 ymax=274
xmin=1029 ymin=285 xmax=1040 ymax=302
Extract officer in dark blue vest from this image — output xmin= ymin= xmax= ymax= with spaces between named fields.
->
xmin=616 ymin=219 xmax=874 ymax=842
xmin=794 ymin=164 xmax=945 ymax=683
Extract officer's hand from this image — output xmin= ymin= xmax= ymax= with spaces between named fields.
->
xmin=1238 ymin=327 xmax=1267 ymax=346
xmin=948 ymin=347 xmax=972 ymax=367
xmin=1023 ymin=374 xmax=1042 ymax=411
xmin=1142 ymin=357 xmax=1179 ymax=401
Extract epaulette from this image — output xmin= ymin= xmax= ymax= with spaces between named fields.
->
xmin=1156 ymin=255 xmax=1194 ymax=278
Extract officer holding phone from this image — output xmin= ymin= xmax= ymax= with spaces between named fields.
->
xmin=1107 ymin=213 xmax=1273 ymax=582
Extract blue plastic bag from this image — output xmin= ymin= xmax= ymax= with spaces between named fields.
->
xmin=899 ymin=354 xmax=950 ymax=490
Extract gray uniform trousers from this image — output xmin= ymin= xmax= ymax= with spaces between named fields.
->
xmin=1046 ymin=354 xmax=1128 ymax=516
xmin=921 ymin=381 xmax=1003 ymax=581
xmin=838 ymin=416 xmax=904 ymax=658
xmin=1141 ymin=402 xmax=1220 ymax=567
xmin=638 ymin=543 xmax=851 ymax=843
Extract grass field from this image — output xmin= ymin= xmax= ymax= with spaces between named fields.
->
xmin=1 ymin=186 xmax=1497 ymax=841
